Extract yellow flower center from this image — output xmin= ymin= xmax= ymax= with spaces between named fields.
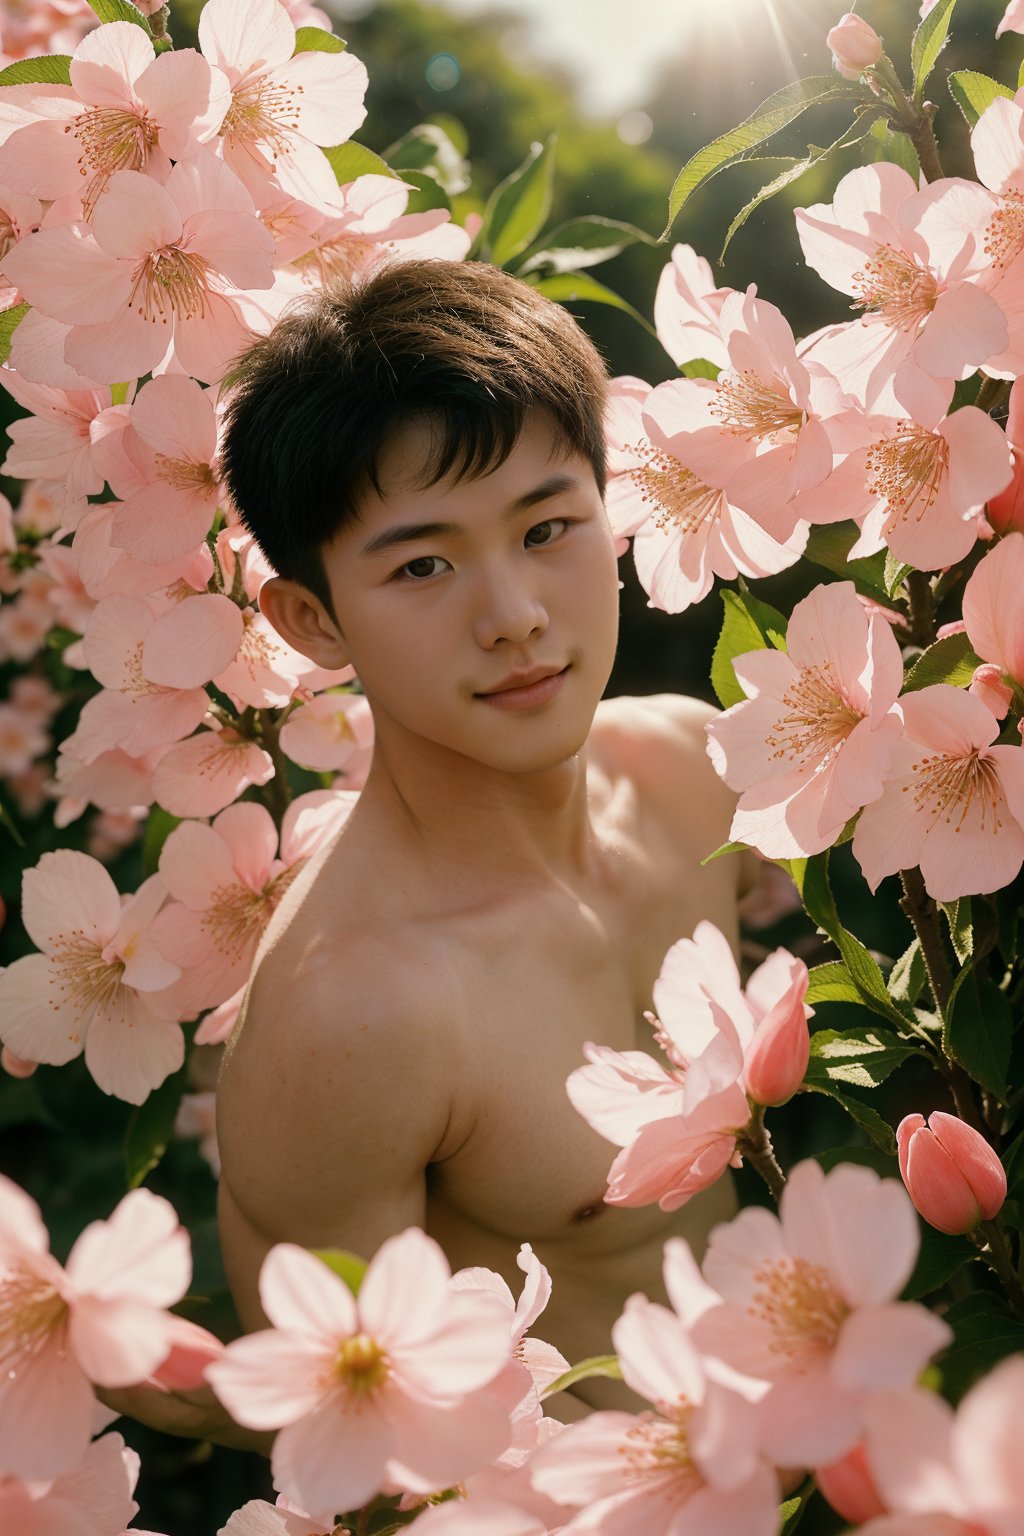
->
xmin=295 ymin=235 xmax=391 ymax=289
xmin=765 ymin=663 xmax=862 ymax=770
xmin=851 ymin=245 xmax=938 ymax=332
xmin=750 ymin=1257 xmax=848 ymax=1369
xmin=907 ymin=749 xmax=1004 ymax=835
xmin=628 ymin=444 xmax=724 ymax=535
xmin=334 ymin=1332 xmax=389 ymax=1396
xmin=711 ymin=371 xmax=805 ymax=443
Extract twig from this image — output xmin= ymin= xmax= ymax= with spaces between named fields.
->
xmin=737 ymin=1104 xmax=786 ymax=1203
xmin=972 ymin=1220 xmax=1024 ymax=1318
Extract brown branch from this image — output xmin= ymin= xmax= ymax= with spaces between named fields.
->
xmin=736 ymin=1105 xmax=786 ymax=1204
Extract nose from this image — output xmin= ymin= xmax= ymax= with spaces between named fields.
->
xmin=471 ymin=567 xmax=549 ymax=650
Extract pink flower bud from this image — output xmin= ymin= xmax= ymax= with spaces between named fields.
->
xmin=744 ymin=963 xmax=812 ymax=1107
xmin=148 ymin=1317 xmax=225 ymax=1393
xmin=816 ymin=1442 xmax=887 ymax=1524
xmin=897 ymin=1111 xmax=1007 ymax=1235
xmin=827 ymin=13 xmax=883 ymax=78
xmin=969 ymin=663 xmax=1014 ymax=719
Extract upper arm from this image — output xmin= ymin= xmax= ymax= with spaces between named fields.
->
xmin=216 ymin=939 xmax=457 ymax=1329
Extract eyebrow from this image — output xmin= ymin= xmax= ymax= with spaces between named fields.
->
xmin=359 ymin=473 xmax=580 ymax=558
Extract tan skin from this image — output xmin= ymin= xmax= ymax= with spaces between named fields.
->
xmin=103 ymin=413 xmax=754 ymax=1448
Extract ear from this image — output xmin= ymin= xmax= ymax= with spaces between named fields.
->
xmin=258 ymin=577 xmax=351 ymax=670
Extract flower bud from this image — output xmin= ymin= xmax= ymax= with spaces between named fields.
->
xmin=744 ymin=960 xmax=812 ymax=1107
xmin=969 ymin=663 xmax=1014 ymax=719
xmin=816 ymin=1442 xmax=887 ymax=1524
xmin=148 ymin=1316 xmax=225 ymax=1392
xmin=827 ymin=13 xmax=883 ymax=78
xmin=897 ymin=1111 xmax=1007 ymax=1235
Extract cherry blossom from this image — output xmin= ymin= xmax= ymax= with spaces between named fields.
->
xmin=0 ymin=21 xmax=229 ymax=215
xmin=208 ymin=1230 xmax=515 ymax=1521
xmin=3 ymin=154 xmax=277 ymax=385
xmin=0 ymin=699 xmax=48 ymax=774
xmin=827 ymin=13 xmax=883 ymax=78
xmin=0 ymin=1430 xmax=140 ymax=1536
xmin=706 ymin=581 xmax=904 ymax=858
xmin=279 ymin=690 xmax=373 ymax=772
xmin=567 ymin=922 xmax=810 ymax=1209
xmin=197 ymin=0 xmax=368 ymax=208
xmin=214 ymin=608 xmax=351 ymax=710
xmin=691 ymin=1160 xmax=952 ymax=1467
xmin=852 ymin=684 xmax=1024 ymax=900
xmin=0 ymin=1174 xmax=191 ymax=1477
xmin=149 ymin=725 xmax=275 ymax=818
xmin=0 ymin=371 xmax=126 ymax=529
xmin=962 ymin=530 xmax=1024 ymax=683
xmin=0 ymin=849 xmax=185 ymax=1102
xmin=653 ymin=242 xmax=734 ymax=371
xmin=795 ymin=163 xmax=1009 ymax=411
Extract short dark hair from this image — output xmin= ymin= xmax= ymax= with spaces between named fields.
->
xmin=219 ymin=259 xmax=609 ymax=612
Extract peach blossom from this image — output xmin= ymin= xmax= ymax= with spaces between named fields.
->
xmin=0 ymin=1174 xmax=190 ymax=1477
xmin=0 ymin=701 xmax=48 ymax=774
xmin=897 ymin=1111 xmax=1007 ymax=1235
xmin=279 ymin=690 xmax=373 ymax=771
xmin=0 ymin=850 xmax=185 ymax=1102
xmin=692 ymin=1160 xmax=952 ymax=1467
xmin=963 ymin=530 xmax=1024 ymax=683
xmin=150 ymin=726 xmax=275 ymax=817
xmin=852 ymin=685 xmax=1024 ymax=900
xmin=0 ymin=1431 xmax=140 ymax=1535
xmin=215 ymin=608 xmax=351 ymax=709
xmin=653 ymin=243 xmax=734 ymax=371
xmin=827 ymin=14 xmax=883 ymax=78
xmin=208 ymin=1230 xmax=514 ymax=1521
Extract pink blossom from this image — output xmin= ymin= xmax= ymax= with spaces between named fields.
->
xmin=0 ymin=588 xmax=52 ymax=661
xmin=208 ymin=1230 xmax=514 ymax=1521
xmin=795 ymin=164 xmax=1009 ymax=411
xmin=653 ymin=243 xmax=734 ymax=370
xmin=219 ymin=1499 xmax=339 ymax=1536
xmin=706 ymin=581 xmax=904 ymax=858
xmin=3 ymin=155 xmax=276 ymax=386
xmin=529 ymin=1239 xmax=778 ymax=1536
xmin=197 ymin=0 xmax=368 ymax=208
xmin=987 ymin=381 xmax=1024 ymax=533
xmin=0 ymin=373 xmax=125 ymax=529
xmin=451 ymin=1243 xmax=570 ymax=1408
xmin=969 ymin=662 xmax=1014 ymax=717
xmin=215 ymin=608 xmax=351 ymax=709
xmin=896 ymin=1111 xmax=1007 ymax=1235
xmin=175 ymin=1089 xmax=220 ymax=1175
xmin=149 ymin=726 xmax=274 ymax=817
xmin=998 ymin=0 xmax=1024 ymax=36
xmin=827 ymin=14 xmax=883 ymax=78
xmin=0 ymin=1431 xmax=140 ymax=1535
xmin=567 ymin=922 xmax=810 ymax=1209
xmin=815 ymin=1441 xmax=888 ymax=1524
xmin=692 ymin=1160 xmax=952 ymax=1467
xmin=860 ymin=1358 xmax=1024 ymax=1533
xmin=71 ymin=502 xmax=214 ymax=601
xmin=0 ymin=22 xmax=229 ymax=216
xmin=0 ymin=1174 xmax=190 ymax=1477
xmin=604 ymin=373 xmax=808 ymax=613
xmin=214 ymin=522 xmax=276 ymax=602
xmin=0 ymin=701 xmax=48 ymax=774
xmin=279 ymin=690 xmax=373 ymax=771
xmin=852 ymin=684 xmax=1024 ymax=900
xmin=53 ymin=742 xmax=163 ymax=822
xmin=413 ymin=1503 xmax=551 ymax=1536
xmin=963 ymin=530 xmax=1024 ymax=683
xmin=101 ymin=374 xmax=222 ymax=564
xmin=0 ymin=850 xmax=185 ymax=1102
xmin=0 ymin=1 xmax=96 ymax=61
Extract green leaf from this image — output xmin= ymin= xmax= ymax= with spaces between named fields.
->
xmin=889 ymin=938 xmax=926 ymax=1007
xmin=386 ymin=122 xmax=469 ymax=196
xmin=293 ymin=25 xmax=345 ymax=52
xmin=808 ymin=1026 xmax=918 ymax=1089
xmin=662 ymin=75 xmax=869 ymax=238
xmin=803 ymin=524 xmax=891 ymax=602
xmin=814 ymin=1143 xmax=897 ymax=1176
xmin=868 ymin=116 xmax=920 ymax=179
xmin=805 ymin=962 xmax=862 ymax=1006
xmin=944 ymin=968 xmax=1012 ymax=1100
xmin=947 ymin=68 xmax=1014 ymax=128
xmin=795 ymin=853 xmax=912 ymax=1029
xmin=780 ymin=1483 xmax=814 ymax=1536
xmin=710 ymin=587 xmax=788 ymax=709
xmin=543 ymin=1354 xmax=623 ymax=1397
xmin=884 ymin=550 xmax=913 ymax=597
xmin=321 ymin=141 xmax=399 ymax=187
xmin=903 ymin=1225 xmax=974 ymax=1299
xmin=395 ymin=169 xmax=450 ymax=214
xmin=124 ymin=1066 xmax=187 ymax=1188
xmin=528 ymin=273 xmax=657 ymax=340
xmin=719 ymin=115 xmax=879 ymax=259
xmin=517 ymin=216 xmax=658 ymax=277
xmin=0 ymin=54 xmax=72 ymax=85
xmin=912 ymin=0 xmax=959 ymax=103
xmin=142 ymin=806 xmax=181 ymax=878
xmin=939 ymin=1292 xmax=1024 ymax=1401
xmin=482 ymin=135 xmax=557 ymax=268
xmin=801 ymin=1076 xmax=897 ymax=1153
xmin=902 ymin=631 xmax=982 ymax=692
xmin=86 ymin=0 xmax=153 ymax=33
xmin=0 ymin=302 xmax=29 ymax=366
xmin=941 ymin=897 xmax=973 ymax=964
xmin=681 ymin=357 xmax=720 ymax=380
xmin=312 ymin=1248 xmax=368 ymax=1295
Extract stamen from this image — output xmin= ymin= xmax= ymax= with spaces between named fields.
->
xmin=983 ymin=190 xmax=1024 ymax=270
xmin=850 ymin=245 xmax=938 ymax=332
xmin=334 ymin=1332 xmax=389 ymax=1396
xmin=627 ymin=443 xmax=724 ymax=535
xmin=618 ymin=1400 xmax=701 ymax=1491
xmin=201 ymin=865 xmax=302 ymax=961
xmin=294 ymin=235 xmax=390 ymax=289
xmin=48 ymin=931 xmax=124 ymax=1022
xmin=866 ymin=422 xmax=949 ymax=526
xmin=223 ymin=75 xmax=304 ymax=161
xmin=711 ymin=372 xmax=804 ymax=442
xmin=154 ymin=454 xmax=218 ymax=495
xmin=68 ymin=105 xmax=158 ymax=216
xmin=128 ymin=245 xmax=215 ymax=327
xmin=0 ymin=1266 xmax=67 ymax=1379
xmin=765 ymin=664 xmax=862 ymax=770
xmin=905 ymin=749 xmax=1003 ymax=835
xmin=750 ymin=1257 xmax=847 ymax=1368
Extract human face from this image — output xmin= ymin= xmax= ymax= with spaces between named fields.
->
xmin=321 ymin=413 xmax=620 ymax=775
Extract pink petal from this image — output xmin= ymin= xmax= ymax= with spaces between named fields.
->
xmin=69 ymin=20 xmax=153 ymax=107
xmin=131 ymin=373 xmax=217 ymax=461
xmin=81 ymin=995 xmax=184 ymax=1104
xmin=21 ymin=848 xmax=121 ymax=951
xmin=135 ymin=49 xmax=230 ymax=158
xmin=831 ymin=1304 xmax=951 ymax=1393
xmin=272 ymin=1393 xmax=392 ymax=1519
xmin=158 ymin=819 xmax=237 ymax=908
xmin=143 ymin=594 xmax=244 ymax=688
xmin=66 ymin=1187 xmax=189 ymax=1306
xmin=272 ymin=50 xmax=368 ymax=146
xmin=912 ymin=283 xmax=1008 ymax=378
xmin=65 ymin=309 xmax=172 ymax=387
xmin=612 ymin=1294 xmax=705 ymax=1408
xmin=214 ymin=801 xmax=279 ymax=889
xmin=259 ymin=1243 xmax=357 ymax=1338
xmin=963 ymin=532 xmax=1024 ymax=679
xmin=386 ymin=1388 xmax=512 ymax=1491
xmin=207 ymin=1329 xmax=330 ymax=1429
xmin=150 ymin=730 xmax=275 ymax=817
xmin=91 ymin=169 xmax=181 ymax=260
xmin=68 ymin=1295 xmax=173 ymax=1388
xmin=0 ymin=1331 xmax=96 ymax=1480
xmin=3 ymin=225 xmax=130 ymax=325
xmin=198 ymin=0 xmax=295 ymax=76
xmin=393 ymin=1289 xmax=511 ymax=1396
xmin=0 ymin=953 xmax=90 ymax=1067
xmin=358 ymin=1228 xmax=451 ymax=1344
xmin=171 ymin=293 xmax=259 ymax=387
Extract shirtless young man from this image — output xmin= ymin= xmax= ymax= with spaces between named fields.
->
xmin=116 ymin=258 xmax=750 ymax=1444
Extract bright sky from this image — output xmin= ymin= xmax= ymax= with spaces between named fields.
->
xmin=436 ymin=0 xmax=817 ymax=118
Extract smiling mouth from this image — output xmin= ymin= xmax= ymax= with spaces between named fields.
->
xmin=475 ymin=665 xmax=570 ymax=698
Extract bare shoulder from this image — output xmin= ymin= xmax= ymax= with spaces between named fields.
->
xmin=593 ymin=693 xmax=755 ymax=886
xmin=217 ymin=911 xmax=465 ymax=1252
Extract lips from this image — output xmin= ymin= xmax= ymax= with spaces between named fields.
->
xmin=477 ymin=664 xmax=568 ymax=696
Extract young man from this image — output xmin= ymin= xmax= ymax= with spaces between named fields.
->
xmin=113 ymin=258 xmax=749 ymax=1443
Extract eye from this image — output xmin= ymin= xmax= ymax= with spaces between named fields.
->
xmin=524 ymin=518 xmax=569 ymax=547
xmin=396 ymin=555 xmax=450 ymax=581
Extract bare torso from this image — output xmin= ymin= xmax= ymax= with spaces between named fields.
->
xmin=217 ymin=692 xmax=747 ymax=1413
